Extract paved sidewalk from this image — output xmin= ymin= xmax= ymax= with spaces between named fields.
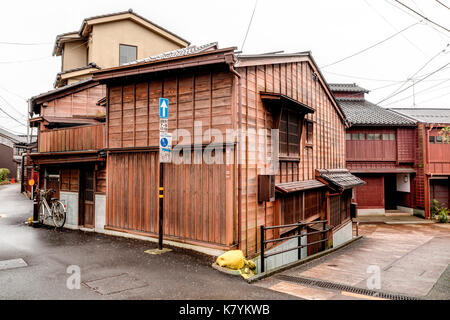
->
xmin=255 ymin=223 xmax=450 ymax=299
xmin=354 ymin=215 xmax=434 ymax=224
xmin=0 ymin=184 xmax=295 ymax=300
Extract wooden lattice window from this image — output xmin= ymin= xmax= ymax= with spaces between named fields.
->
xmin=279 ymin=110 xmax=301 ymax=156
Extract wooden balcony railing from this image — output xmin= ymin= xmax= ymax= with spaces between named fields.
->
xmin=38 ymin=124 xmax=105 ymax=153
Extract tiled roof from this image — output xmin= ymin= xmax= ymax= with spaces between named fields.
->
xmin=337 ymin=98 xmax=416 ymax=126
xmin=123 ymin=42 xmax=218 ymax=66
xmin=329 ymin=83 xmax=369 ymax=93
xmin=316 ymin=169 xmax=365 ymax=190
xmin=276 ymin=180 xmax=325 ymax=194
xmin=389 ymin=108 xmax=450 ymax=124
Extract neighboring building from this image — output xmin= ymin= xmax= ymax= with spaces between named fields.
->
xmin=389 ymin=108 xmax=450 ymax=218
xmin=28 ymin=9 xmax=190 ymax=226
xmin=0 ymin=128 xmax=29 ymax=180
xmin=52 ymin=9 xmax=189 ymax=87
xmin=329 ymin=83 xmax=417 ymax=215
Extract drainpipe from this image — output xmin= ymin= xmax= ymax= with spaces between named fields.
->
xmin=425 ymin=124 xmax=434 ymax=219
xmin=227 ymin=57 xmax=242 ymax=248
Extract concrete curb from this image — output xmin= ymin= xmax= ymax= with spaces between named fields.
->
xmin=246 ymin=235 xmax=363 ymax=284
xmin=211 ymin=262 xmax=241 ymax=276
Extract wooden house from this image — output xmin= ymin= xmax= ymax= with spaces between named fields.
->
xmin=86 ymin=47 xmax=364 ymax=257
xmin=330 ymin=84 xmax=417 ymax=215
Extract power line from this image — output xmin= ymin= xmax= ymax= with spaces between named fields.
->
xmin=435 ymin=0 xmax=450 ymax=10
xmin=393 ymin=0 xmax=450 ymax=33
xmin=321 ymin=21 xmax=421 ymax=68
xmin=0 ymin=40 xmax=88 ymax=64
xmin=384 ymin=0 xmax=450 ymax=40
xmin=0 ymin=41 xmax=52 ymax=46
xmin=240 ymin=0 xmax=258 ymax=53
xmin=0 ymin=124 xmax=26 ymax=136
xmin=0 ymin=106 xmax=27 ymax=127
xmin=363 ymin=0 xmax=428 ymax=57
xmin=0 ymin=94 xmax=28 ymax=119
xmin=383 ymin=78 xmax=450 ymax=105
xmin=378 ymin=61 xmax=450 ymax=104
xmin=380 ymin=44 xmax=449 ymax=102
xmin=416 ymin=89 xmax=450 ymax=105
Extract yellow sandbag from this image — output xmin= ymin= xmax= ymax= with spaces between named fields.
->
xmin=216 ymin=250 xmax=245 ymax=270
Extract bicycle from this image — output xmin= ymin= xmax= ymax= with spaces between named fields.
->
xmin=38 ymin=189 xmax=67 ymax=228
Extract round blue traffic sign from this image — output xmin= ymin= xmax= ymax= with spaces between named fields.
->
xmin=160 ymin=137 xmax=168 ymax=147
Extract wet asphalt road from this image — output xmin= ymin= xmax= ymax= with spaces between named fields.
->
xmin=0 ymin=184 xmax=296 ymax=300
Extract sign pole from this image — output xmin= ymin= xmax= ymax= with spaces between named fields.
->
xmin=157 ymin=98 xmax=171 ymax=252
xmin=158 ymin=162 xmax=164 ymax=250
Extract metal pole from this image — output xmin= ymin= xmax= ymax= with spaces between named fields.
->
xmin=297 ymin=225 xmax=302 ymax=260
xmin=322 ymin=221 xmax=327 ymax=251
xmin=260 ymin=225 xmax=265 ymax=273
xmin=158 ymin=162 xmax=164 ymax=250
xmin=32 ymin=186 xmax=39 ymax=226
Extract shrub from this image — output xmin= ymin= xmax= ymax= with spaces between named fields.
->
xmin=0 ymin=168 xmax=10 ymax=182
xmin=431 ymin=199 xmax=449 ymax=223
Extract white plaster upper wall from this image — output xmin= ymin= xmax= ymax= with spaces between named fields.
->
xmin=396 ymin=174 xmax=411 ymax=193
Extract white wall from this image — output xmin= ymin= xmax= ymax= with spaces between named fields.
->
xmin=60 ymin=191 xmax=78 ymax=228
xmin=332 ymin=220 xmax=353 ymax=247
xmin=396 ymin=174 xmax=411 ymax=193
xmin=94 ymin=194 xmax=106 ymax=232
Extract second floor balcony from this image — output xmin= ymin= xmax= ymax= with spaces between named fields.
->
xmin=38 ymin=124 xmax=105 ymax=153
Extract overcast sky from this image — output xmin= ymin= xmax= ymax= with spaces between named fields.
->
xmin=1 ymin=0 xmax=450 ymax=135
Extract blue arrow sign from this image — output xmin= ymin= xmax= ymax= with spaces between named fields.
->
xmin=159 ymin=98 xmax=169 ymax=119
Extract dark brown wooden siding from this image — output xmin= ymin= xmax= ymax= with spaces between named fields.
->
xmin=237 ymin=61 xmax=346 ymax=256
xmin=39 ymin=124 xmax=105 ymax=153
xmin=107 ymin=67 xmax=234 ymax=149
xmin=41 ymin=84 xmax=106 ymax=119
xmin=60 ymin=168 xmax=79 ymax=192
xmin=106 ymin=151 xmax=231 ymax=245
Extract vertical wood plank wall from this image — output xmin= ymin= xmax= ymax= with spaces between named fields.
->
xmin=106 ymin=65 xmax=235 ymax=247
xmin=42 ymin=85 xmax=106 ymax=119
xmin=237 ymin=61 xmax=346 ymax=256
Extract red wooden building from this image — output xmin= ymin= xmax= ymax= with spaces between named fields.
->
xmin=30 ymin=46 xmax=364 ymax=262
xmin=330 ymin=84 xmax=417 ymax=215
xmin=389 ymin=108 xmax=450 ymax=218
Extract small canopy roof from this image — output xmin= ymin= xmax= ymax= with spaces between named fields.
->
xmin=316 ymin=169 xmax=365 ymax=190
xmin=276 ymin=180 xmax=325 ymax=194
xmin=260 ymin=92 xmax=315 ymax=114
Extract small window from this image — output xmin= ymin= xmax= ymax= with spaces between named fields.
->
xmin=389 ymin=133 xmax=396 ymax=140
xmin=374 ymin=134 xmax=381 ymax=140
xmin=279 ymin=110 xmax=301 ymax=155
xmin=119 ymin=44 xmax=137 ymax=65
xmin=359 ymin=133 xmax=366 ymax=140
xmin=352 ymin=133 xmax=359 ymax=140
xmin=436 ymin=136 xmax=443 ymax=144
xmin=368 ymin=134 xmax=375 ymax=140
xmin=346 ymin=133 xmax=351 ymax=140
xmin=382 ymin=133 xmax=389 ymax=141
xmin=429 ymin=136 xmax=435 ymax=144
xmin=306 ymin=121 xmax=313 ymax=145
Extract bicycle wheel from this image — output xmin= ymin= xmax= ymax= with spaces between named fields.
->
xmin=52 ymin=201 xmax=66 ymax=228
xmin=39 ymin=203 xmax=46 ymax=224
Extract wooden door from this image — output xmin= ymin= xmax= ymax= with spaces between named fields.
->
xmin=79 ymin=167 xmax=95 ymax=228
xmin=430 ymin=178 xmax=449 ymax=208
xmin=384 ymin=174 xmax=397 ymax=210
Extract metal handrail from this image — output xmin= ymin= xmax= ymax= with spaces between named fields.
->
xmin=260 ymin=220 xmax=328 ymax=273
